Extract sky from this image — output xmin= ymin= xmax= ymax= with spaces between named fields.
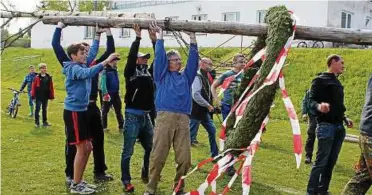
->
xmin=3 ymin=0 xmax=40 ymax=33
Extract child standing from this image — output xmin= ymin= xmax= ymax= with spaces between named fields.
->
xmin=31 ymin=63 xmax=54 ymax=127
xmin=20 ymin=65 xmax=37 ymax=116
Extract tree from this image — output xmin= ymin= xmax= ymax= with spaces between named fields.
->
xmin=37 ymin=0 xmax=110 ymax=12
xmin=37 ymin=0 xmax=70 ymax=11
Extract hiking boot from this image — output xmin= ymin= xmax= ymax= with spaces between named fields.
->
xmin=70 ymin=182 xmax=95 ymax=194
xmin=304 ymin=157 xmax=312 ymax=165
xmin=94 ymin=173 xmax=114 ymax=182
xmin=123 ymin=183 xmax=134 ymax=192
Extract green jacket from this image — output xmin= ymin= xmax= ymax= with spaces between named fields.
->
xmin=302 ymin=90 xmax=316 ymax=116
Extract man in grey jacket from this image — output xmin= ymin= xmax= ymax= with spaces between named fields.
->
xmin=342 ymin=75 xmax=372 ymax=195
xmin=189 ymin=58 xmax=218 ymax=157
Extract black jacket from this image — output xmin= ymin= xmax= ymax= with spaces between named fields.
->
xmin=124 ymin=37 xmax=155 ymax=111
xmin=191 ymin=69 xmax=213 ymax=120
xmin=309 ymin=72 xmax=346 ymax=124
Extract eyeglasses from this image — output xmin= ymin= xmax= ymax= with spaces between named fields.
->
xmin=169 ymin=58 xmax=181 ymax=62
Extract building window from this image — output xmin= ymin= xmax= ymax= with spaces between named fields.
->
xmin=366 ymin=16 xmax=372 ymax=28
xmin=341 ymin=11 xmax=353 ymax=28
xmin=256 ymin=10 xmax=267 ymax=24
xmin=192 ymin=14 xmax=208 ymax=21
xmin=84 ymin=26 xmax=93 ymax=39
xmin=119 ymin=28 xmax=131 ymax=38
xmin=164 ymin=16 xmax=179 ymax=36
xmin=222 ymin=12 xmax=240 ymax=22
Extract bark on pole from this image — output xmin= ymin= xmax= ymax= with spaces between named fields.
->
xmin=39 ymin=15 xmax=372 ymax=45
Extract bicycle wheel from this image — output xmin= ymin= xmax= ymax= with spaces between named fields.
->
xmin=297 ymin=41 xmax=307 ymax=48
xmin=11 ymin=104 xmax=19 ymax=118
xmin=312 ymin=41 xmax=324 ymax=48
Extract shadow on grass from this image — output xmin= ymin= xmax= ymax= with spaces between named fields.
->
xmin=29 ymin=126 xmax=53 ymax=136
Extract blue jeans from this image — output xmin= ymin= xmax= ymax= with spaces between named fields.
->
xmin=306 ymin=122 xmax=346 ymax=195
xmin=121 ymin=112 xmax=153 ymax=185
xmin=190 ymin=114 xmax=218 ymax=157
xmin=27 ymin=91 xmax=33 ymax=107
xmin=221 ymin=103 xmax=231 ymax=120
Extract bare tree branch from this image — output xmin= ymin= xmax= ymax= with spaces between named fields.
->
xmin=1 ymin=19 xmax=41 ymax=54
xmin=68 ymin=0 xmax=76 ymax=13
xmin=1 ymin=18 xmax=13 ymax=29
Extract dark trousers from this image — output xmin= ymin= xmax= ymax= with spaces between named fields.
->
xmin=35 ymin=98 xmax=48 ymax=125
xmin=305 ymin=115 xmax=318 ymax=159
xmin=101 ymin=92 xmax=124 ymax=129
xmin=65 ymin=102 xmax=108 ymax=177
xmin=306 ymin=123 xmax=346 ymax=195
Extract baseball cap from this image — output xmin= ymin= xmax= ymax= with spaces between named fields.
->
xmin=137 ymin=52 xmax=151 ymax=59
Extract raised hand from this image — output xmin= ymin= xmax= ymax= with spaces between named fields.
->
xmin=133 ymin=24 xmax=141 ymax=38
xmin=148 ymin=28 xmax=157 ymax=42
xmin=149 ymin=21 xmax=162 ymax=33
xmin=57 ymin=22 xmax=66 ymax=29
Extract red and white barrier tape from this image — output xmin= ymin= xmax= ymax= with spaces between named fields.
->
xmin=173 ymin=11 xmax=301 ymax=195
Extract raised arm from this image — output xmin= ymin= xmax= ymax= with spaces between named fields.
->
xmin=149 ymin=22 xmax=168 ymax=82
xmin=72 ymin=53 xmax=119 ymax=80
xmin=51 ymin=22 xmax=69 ymax=67
xmin=86 ymin=30 xmax=101 ymax=66
xmin=124 ymin=24 xmax=141 ymax=78
xmin=148 ymin=29 xmax=157 ymax=77
xmin=183 ymin=32 xmax=199 ymax=86
xmin=95 ymin=29 xmax=115 ymax=64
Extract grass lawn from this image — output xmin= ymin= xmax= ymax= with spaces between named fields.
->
xmin=2 ymin=47 xmax=372 ymax=194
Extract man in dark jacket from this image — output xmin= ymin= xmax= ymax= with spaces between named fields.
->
xmin=189 ymin=58 xmax=218 ymax=157
xmin=31 ymin=63 xmax=54 ymax=127
xmin=51 ymin=22 xmax=114 ymax=185
xmin=101 ymin=57 xmax=124 ymax=131
xmin=342 ymin=74 xmax=372 ymax=195
xmin=306 ymin=54 xmax=354 ymax=195
xmin=302 ymin=89 xmax=318 ymax=164
xmin=20 ymin=65 xmax=37 ymax=116
xmin=121 ymin=24 xmax=155 ymax=192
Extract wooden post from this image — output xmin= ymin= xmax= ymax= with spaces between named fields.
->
xmin=39 ymin=15 xmax=372 ymax=45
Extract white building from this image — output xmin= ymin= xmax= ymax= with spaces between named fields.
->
xmin=31 ymin=0 xmax=372 ymax=48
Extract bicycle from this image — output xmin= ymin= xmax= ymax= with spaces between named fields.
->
xmin=297 ymin=41 xmax=324 ymax=48
xmin=6 ymin=88 xmax=26 ymax=118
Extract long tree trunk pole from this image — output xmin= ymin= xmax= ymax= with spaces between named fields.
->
xmin=39 ymin=15 xmax=372 ymax=45
xmin=0 ymin=10 xmax=155 ymax=19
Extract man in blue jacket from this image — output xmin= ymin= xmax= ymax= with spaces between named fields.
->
xmin=19 ymin=65 xmax=37 ymax=116
xmin=52 ymin=22 xmax=114 ymax=185
xmin=100 ymin=57 xmax=124 ymax=132
xmin=144 ymin=22 xmax=199 ymax=195
xmin=63 ymin=42 xmax=119 ymax=194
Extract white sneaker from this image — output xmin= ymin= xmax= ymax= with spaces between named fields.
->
xmin=81 ymin=180 xmax=97 ymax=189
xmin=70 ymin=182 xmax=95 ymax=194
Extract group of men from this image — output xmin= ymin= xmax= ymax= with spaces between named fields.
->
xmin=19 ymin=19 xmax=372 ymax=195
xmin=301 ymin=54 xmax=372 ymax=195
xmin=47 ymin=20 xmax=247 ymax=195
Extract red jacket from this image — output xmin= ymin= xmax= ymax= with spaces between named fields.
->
xmin=31 ymin=73 xmax=55 ymax=100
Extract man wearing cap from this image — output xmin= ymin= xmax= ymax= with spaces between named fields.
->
xmin=101 ymin=56 xmax=124 ymax=132
xmin=120 ymin=24 xmax=155 ymax=192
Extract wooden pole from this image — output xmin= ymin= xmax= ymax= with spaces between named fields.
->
xmin=39 ymin=16 xmax=372 ymax=45
xmin=0 ymin=10 xmax=155 ymax=19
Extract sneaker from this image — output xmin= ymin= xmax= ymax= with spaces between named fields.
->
xmin=304 ymin=157 xmax=312 ymax=165
xmin=70 ymin=182 xmax=95 ymax=194
xmin=35 ymin=123 xmax=40 ymax=128
xmin=81 ymin=180 xmax=97 ymax=189
xmin=42 ymin=123 xmax=51 ymax=127
xmin=94 ymin=173 xmax=114 ymax=182
xmin=28 ymin=113 xmax=34 ymax=117
xmin=103 ymin=128 xmax=109 ymax=132
xmin=124 ymin=183 xmax=134 ymax=192
xmin=66 ymin=176 xmax=73 ymax=187
xmin=143 ymin=192 xmax=154 ymax=195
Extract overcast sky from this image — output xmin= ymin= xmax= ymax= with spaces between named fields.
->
xmin=3 ymin=0 xmax=40 ymax=33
